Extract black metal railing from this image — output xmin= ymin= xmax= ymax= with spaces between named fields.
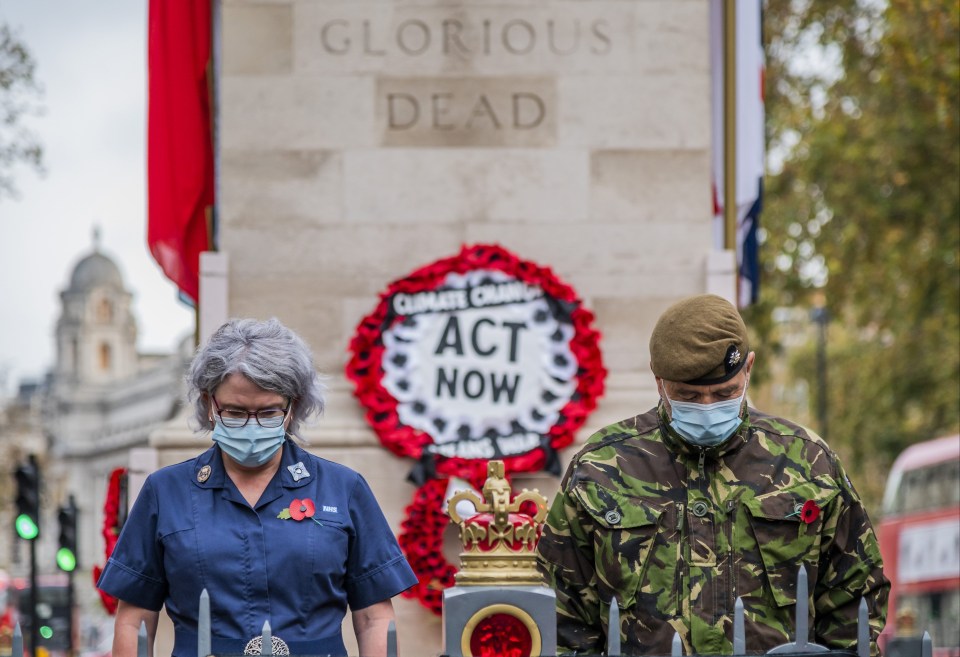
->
xmin=10 ymin=566 xmax=932 ymax=657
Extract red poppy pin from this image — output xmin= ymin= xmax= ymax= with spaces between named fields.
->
xmin=800 ymin=499 xmax=821 ymax=523
xmin=787 ymin=499 xmax=821 ymax=523
xmin=278 ymin=498 xmax=316 ymax=522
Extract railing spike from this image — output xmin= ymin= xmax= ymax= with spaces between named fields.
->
xmin=386 ymin=620 xmax=398 ymax=657
xmin=672 ymin=631 xmax=684 ymax=656
xmin=765 ymin=565 xmax=829 ymax=653
xmin=12 ymin=622 xmax=22 ymax=657
xmin=262 ymin=619 xmax=273 ymax=655
xmin=607 ymin=597 xmax=621 ymax=656
xmin=137 ymin=620 xmax=148 ymax=657
xmin=857 ymin=598 xmax=869 ymax=657
xmin=734 ymin=597 xmax=745 ymax=655
xmin=795 ymin=565 xmax=809 ymax=648
xmin=198 ymin=589 xmax=211 ymax=657
xmin=922 ymin=631 xmax=933 ymax=657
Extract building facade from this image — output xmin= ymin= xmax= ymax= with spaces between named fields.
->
xmin=0 ymin=236 xmax=191 ymax=647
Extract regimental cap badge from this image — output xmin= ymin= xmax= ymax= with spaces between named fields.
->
xmin=197 ymin=465 xmax=212 ymax=483
xmin=446 ymin=460 xmax=549 ymax=587
xmin=726 ymin=344 xmax=742 ymax=370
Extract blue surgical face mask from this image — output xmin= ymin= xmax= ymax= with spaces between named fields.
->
xmin=663 ymin=387 xmax=747 ymax=447
xmin=212 ymin=420 xmax=286 ymax=467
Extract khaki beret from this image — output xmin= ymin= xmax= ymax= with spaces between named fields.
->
xmin=649 ymin=294 xmax=749 ymax=385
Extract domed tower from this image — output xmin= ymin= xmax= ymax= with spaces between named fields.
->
xmin=56 ymin=229 xmax=138 ymax=385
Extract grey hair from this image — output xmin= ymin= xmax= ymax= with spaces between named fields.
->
xmin=186 ymin=318 xmax=326 ymax=440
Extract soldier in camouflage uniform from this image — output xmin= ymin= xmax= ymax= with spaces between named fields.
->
xmin=537 ymin=294 xmax=889 ymax=655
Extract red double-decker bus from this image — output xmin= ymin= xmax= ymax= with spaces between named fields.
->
xmin=878 ymin=434 xmax=960 ymax=656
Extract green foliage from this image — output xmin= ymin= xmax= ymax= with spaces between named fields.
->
xmin=759 ymin=0 xmax=960 ymax=503
xmin=0 ymin=21 xmax=43 ymax=200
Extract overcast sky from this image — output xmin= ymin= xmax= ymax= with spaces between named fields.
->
xmin=0 ymin=0 xmax=194 ymax=397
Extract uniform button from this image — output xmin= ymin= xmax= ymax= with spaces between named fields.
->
xmin=604 ymin=510 xmax=622 ymax=525
xmin=692 ymin=501 xmax=709 ymax=517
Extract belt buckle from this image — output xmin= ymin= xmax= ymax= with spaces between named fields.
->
xmin=243 ymin=634 xmax=290 ymax=655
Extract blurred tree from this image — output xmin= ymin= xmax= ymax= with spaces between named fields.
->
xmin=754 ymin=0 xmax=959 ymax=507
xmin=0 ymin=21 xmax=43 ymax=200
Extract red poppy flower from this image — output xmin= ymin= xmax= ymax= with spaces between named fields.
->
xmin=289 ymin=498 xmax=316 ymax=521
xmin=801 ymin=499 xmax=820 ymax=524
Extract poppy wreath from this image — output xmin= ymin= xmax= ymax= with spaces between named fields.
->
xmin=346 ymin=244 xmax=606 ymax=613
xmin=92 ymin=467 xmax=127 ymax=615
xmin=397 ymin=478 xmax=459 ymax=615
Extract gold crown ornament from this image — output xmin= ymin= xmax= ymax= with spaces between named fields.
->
xmin=446 ymin=461 xmax=549 ymax=586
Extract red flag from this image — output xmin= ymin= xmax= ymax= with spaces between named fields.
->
xmin=147 ymin=0 xmax=214 ymax=304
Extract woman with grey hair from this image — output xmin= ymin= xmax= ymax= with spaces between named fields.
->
xmin=98 ymin=318 xmax=417 ymax=657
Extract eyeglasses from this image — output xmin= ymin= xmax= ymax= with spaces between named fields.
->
xmin=211 ymin=396 xmax=291 ymax=428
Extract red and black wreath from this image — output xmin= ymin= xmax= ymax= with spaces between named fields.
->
xmin=92 ymin=467 xmax=127 ymax=615
xmin=346 ymin=243 xmax=605 ymax=613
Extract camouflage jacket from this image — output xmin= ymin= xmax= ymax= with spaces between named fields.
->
xmin=536 ymin=406 xmax=889 ymax=656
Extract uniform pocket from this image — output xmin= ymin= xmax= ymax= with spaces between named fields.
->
xmin=743 ymin=482 xmax=839 ymax=607
xmin=572 ymin=481 xmax=666 ymax=610
xmin=309 ymin=514 xmax=350 ymax=578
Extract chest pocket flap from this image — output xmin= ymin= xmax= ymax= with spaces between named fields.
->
xmin=572 ymin=480 xmax=663 ymax=529
xmin=745 ymin=479 xmax=840 ymax=521
xmin=570 ymin=481 xmax=668 ymax=610
xmin=743 ymin=479 xmax=841 ymax=607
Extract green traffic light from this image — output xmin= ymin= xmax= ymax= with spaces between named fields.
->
xmin=39 ymin=625 xmax=53 ymax=639
xmin=56 ymin=546 xmax=77 ymax=572
xmin=15 ymin=513 xmax=39 ymax=540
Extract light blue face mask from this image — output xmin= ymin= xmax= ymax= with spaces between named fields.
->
xmin=664 ymin=388 xmax=747 ymax=447
xmin=212 ymin=420 xmax=286 ymax=467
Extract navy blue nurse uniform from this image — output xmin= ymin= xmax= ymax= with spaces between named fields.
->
xmin=97 ymin=440 xmax=417 ymax=656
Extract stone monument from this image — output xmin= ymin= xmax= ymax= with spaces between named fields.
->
xmin=151 ymin=1 xmax=725 ymax=653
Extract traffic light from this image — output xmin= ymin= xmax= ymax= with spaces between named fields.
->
xmin=14 ymin=455 xmax=41 ymax=540
xmin=57 ymin=496 xmax=78 ymax=572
